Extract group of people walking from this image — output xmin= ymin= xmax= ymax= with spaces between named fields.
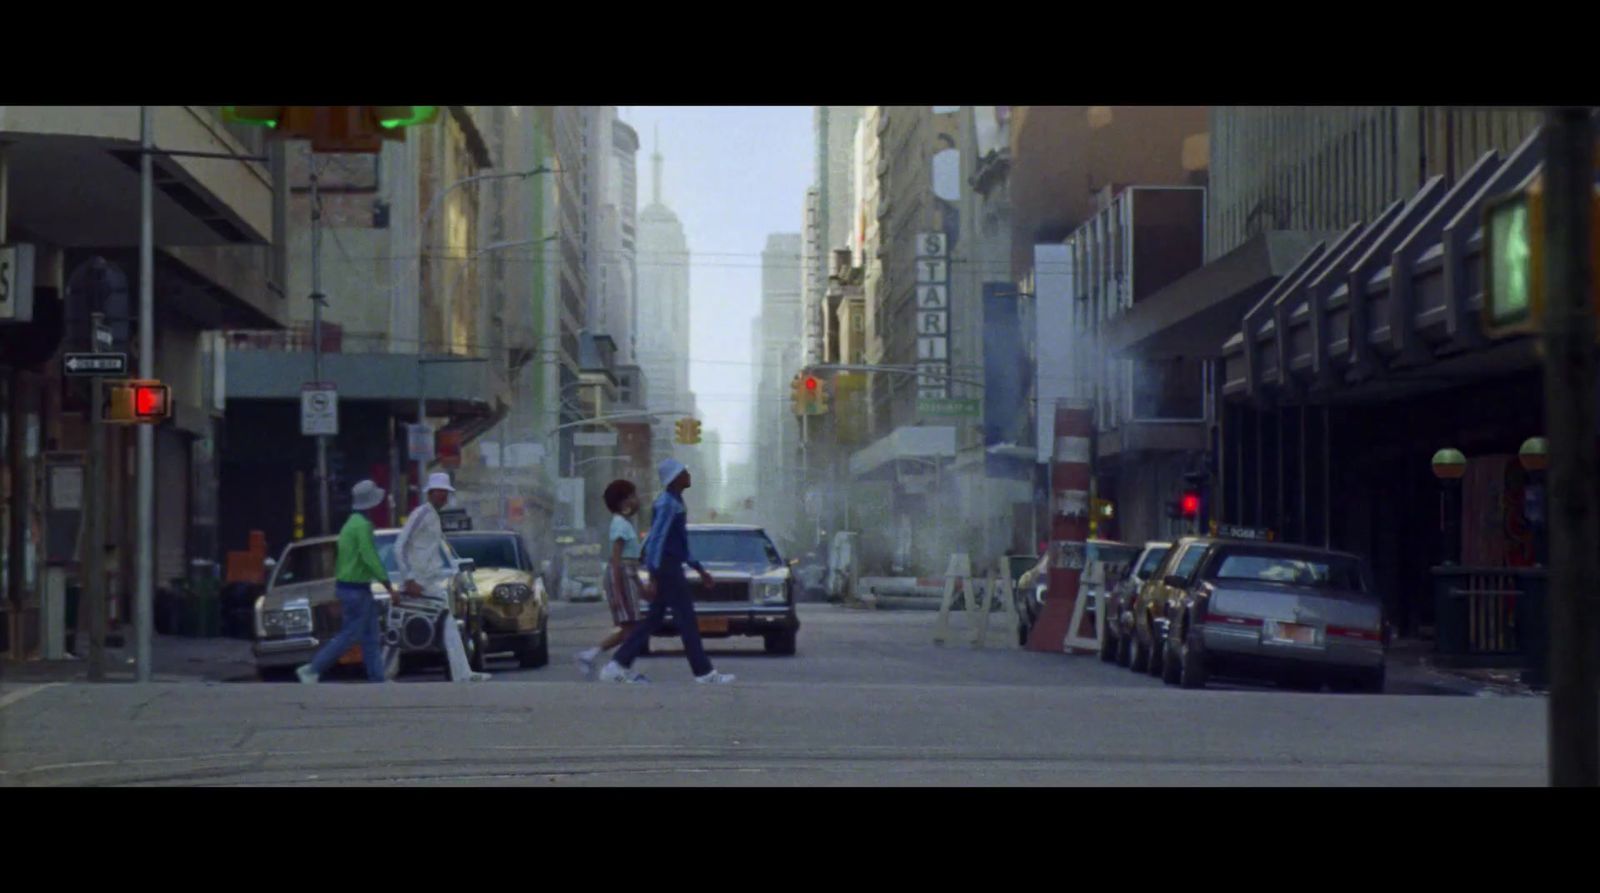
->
xmin=294 ymin=456 xmax=734 ymax=686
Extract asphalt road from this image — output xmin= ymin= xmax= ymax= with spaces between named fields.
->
xmin=0 ymin=603 xmax=1548 ymax=786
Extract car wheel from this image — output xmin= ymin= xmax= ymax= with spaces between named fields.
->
xmin=1353 ymin=665 xmax=1385 ymax=694
xmin=465 ymin=621 xmax=489 ymax=673
xmin=1146 ymin=625 xmax=1166 ymax=678
xmin=764 ymin=629 xmax=797 ymax=656
xmin=1129 ymin=629 xmax=1150 ymax=673
xmin=1161 ymin=635 xmax=1182 ymax=685
xmin=256 ymin=666 xmax=296 ymax=683
xmin=1179 ymin=620 xmax=1208 ymax=689
xmin=1281 ymin=671 xmax=1322 ymax=692
xmin=518 ymin=617 xmax=550 ymax=669
xmin=1099 ymin=624 xmax=1118 ymax=663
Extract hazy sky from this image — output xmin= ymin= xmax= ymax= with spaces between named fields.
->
xmin=619 ymin=106 xmax=812 ymax=470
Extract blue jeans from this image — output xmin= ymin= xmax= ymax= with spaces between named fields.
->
xmin=612 ymin=564 xmax=712 ymax=677
xmin=307 ymin=583 xmax=386 ymax=681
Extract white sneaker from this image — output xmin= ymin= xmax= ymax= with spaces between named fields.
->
xmin=295 ymin=665 xmax=319 ymax=684
xmin=599 ymin=661 xmax=648 ymax=684
xmin=574 ymin=648 xmax=599 ymax=676
xmin=695 ymin=670 xmax=736 ymax=685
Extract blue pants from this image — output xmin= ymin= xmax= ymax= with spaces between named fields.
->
xmin=307 ymin=583 xmax=386 ymax=682
xmin=613 ymin=565 xmax=712 ymax=677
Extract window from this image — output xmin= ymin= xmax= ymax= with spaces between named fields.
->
xmin=447 ymin=535 xmax=523 ymax=570
xmin=687 ymin=530 xmax=783 ymax=566
xmin=1166 ymin=544 xmax=1208 ymax=583
xmin=1211 ymin=551 xmax=1365 ymax=590
xmin=1137 ymin=547 xmax=1172 ymax=579
xmin=272 ymin=542 xmax=338 ymax=587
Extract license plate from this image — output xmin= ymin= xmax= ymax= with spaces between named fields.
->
xmin=698 ymin=617 xmax=729 ymax=634
xmin=1265 ymin=622 xmax=1318 ymax=645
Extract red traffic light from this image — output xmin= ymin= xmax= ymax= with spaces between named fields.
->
xmin=1180 ymin=492 xmax=1200 ymax=518
xmin=804 ymin=376 xmax=818 ymax=391
xmin=134 ymin=385 xmax=166 ymax=417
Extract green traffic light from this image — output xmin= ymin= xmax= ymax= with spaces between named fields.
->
xmin=1488 ymin=196 xmax=1531 ymax=326
xmin=379 ymin=106 xmax=440 ymax=129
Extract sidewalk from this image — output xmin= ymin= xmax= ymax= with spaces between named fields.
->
xmin=1 ymin=632 xmax=255 ymax=687
xmin=1386 ymin=637 xmax=1543 ymax=697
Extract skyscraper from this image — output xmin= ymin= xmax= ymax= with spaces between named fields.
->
xmin=635 ymin=131 xmax=692 ymax=464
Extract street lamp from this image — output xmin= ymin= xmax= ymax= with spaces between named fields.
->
xmin=1431 ymin=447 xmax=1468 ymax=566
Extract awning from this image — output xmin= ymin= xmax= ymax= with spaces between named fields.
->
xmin=1102 ymin=230 xmax=1335 ymax=359
xmin=849 ymin=425 xmax=957 ymax=481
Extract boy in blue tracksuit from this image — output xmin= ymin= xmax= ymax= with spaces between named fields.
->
xmin=600 ymin=459 xmax=736 ymax=685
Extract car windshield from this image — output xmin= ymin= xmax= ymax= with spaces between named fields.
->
xmin=689 ymin=530 xmax=782 ymax=566
xmin=273 ymin=535 xmax=411 ymax=586
xmin=1211 ymin=550 xmax=1366 ymax=590
xmin=1138 ymin=547 xmax=1171 ymax=578
xmin=448 ymin=535 xmax=522 ymax=570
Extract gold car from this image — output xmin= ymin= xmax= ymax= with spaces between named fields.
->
xmin=446 ymin=531 xmax=550 ymax=670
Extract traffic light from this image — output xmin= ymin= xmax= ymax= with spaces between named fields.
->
xmin=102 ymin=379 xmax=171 ymax=425
xmin=792 ymin=373 xmax=823 ymax=416
xmin=1180 ymin=492 xmax=1201 ymax=519
xmin=222 ymin=106 xmax=441 ymax=154
xmin=1482 ymin=173 xmax=1600 ymax=339
xmin=814 ymin=376 xmax=830 ymax=415
xmin=674 ymin=418 xmax=702 ymax=445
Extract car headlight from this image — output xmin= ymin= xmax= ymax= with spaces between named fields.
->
xmin=751 ymin=580 xmax=787 ymax=605
xmin=493 ymin=583 xmax=532 ymax=604
xmin=260 ymin=598 xmax=313 ymax=637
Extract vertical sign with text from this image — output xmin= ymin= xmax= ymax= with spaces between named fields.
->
xmin=916 ymin=232 xmax=949 ymax=406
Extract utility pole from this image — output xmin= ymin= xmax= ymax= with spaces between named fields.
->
xmin=1541 ymin=107 xmax=1600 ymax=787
xmin=85 ymin=373 xmax=107 ymax=680
xmin=135 ymin=107 xmax=155 ymax=682
xmin=310 ymin=160 xmax=331 ymax=535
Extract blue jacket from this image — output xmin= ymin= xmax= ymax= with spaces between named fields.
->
xmin=643 ymin=489 xmax=703 ymax=574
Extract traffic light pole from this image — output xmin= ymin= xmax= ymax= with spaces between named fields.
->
xmin=85 ymin=376 xmax=107 ymax=681
xmin=1541 ymin=107 xmax=1600 ymax=788
xmin=310 ymin=163 xmax=331 ymax=536
xmin=135 ymin=107 xmax=155 ymax=683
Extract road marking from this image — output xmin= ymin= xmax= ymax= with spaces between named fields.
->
xmin=0 ymin=683 xmax=64 ymax=711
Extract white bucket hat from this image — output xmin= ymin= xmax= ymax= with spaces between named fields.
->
xmin=425 ymin=472 xmax=456 ymax=493
xmin=658 ymin=458 xmax=688 ymax=488
xmin=351 ymin=480 xmax=385 ymax=512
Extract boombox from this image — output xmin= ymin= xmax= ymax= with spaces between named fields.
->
xmin=383 ymin=596 xmax=452 ymax=652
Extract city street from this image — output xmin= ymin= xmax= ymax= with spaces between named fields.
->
xmin=0 ymin=603 xmax=1547 ymax=786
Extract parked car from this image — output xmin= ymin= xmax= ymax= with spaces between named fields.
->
xmin=1105 ymin=542 xmax=1172 ymax=666
xmin=636 ymin=524 xmax=801 ymax=655
xmin=251 ymin=530 xmax=482 ymax=681
xmin=1141 ymin=536 xmax=1387 ymax=691
xmin=446 ymin=530 xmax=550 ymax=670
xmin=1013 ymin=540 xmax=1141 ymax=648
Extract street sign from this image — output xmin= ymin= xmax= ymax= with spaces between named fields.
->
xmin=917 ymin=397 xmax=980 ymax=418
xmin=63 ymin=353 xmax=128 ymax=376
xmin=574 ymin=430 xmax=619 ymax=448
xmin=408 ymin=423 xmax=434 ymax=462
xmin=300 ymin=383 xmax=339 ymax=436
xmin=0 ymin=243 xmax=36 ymax=323
xmin=94 ymin=321 xmax=114 ymax=351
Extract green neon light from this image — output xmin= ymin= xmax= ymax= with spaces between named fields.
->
xmin=379 ymin=106 xmax=439 ymax=129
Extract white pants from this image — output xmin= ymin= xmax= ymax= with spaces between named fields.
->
xmin=439 ymin=610 xmax=475 ymax=682
xmin=415 ymin=577 xmax=475 ymax=682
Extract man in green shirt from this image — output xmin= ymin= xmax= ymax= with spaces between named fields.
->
xmin=297 ymin=480 xmax=395 ymax=683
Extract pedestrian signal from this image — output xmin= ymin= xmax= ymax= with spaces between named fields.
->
xmin=102 ymin=379 xmax=171 ymax=425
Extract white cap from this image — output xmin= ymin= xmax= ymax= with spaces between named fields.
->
xmin=426 ymin=472 xmax=456 ymax=493
xmin=658 ymin=458 xmax=688 ymax=488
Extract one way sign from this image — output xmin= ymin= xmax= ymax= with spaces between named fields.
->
xmin=63 ymin=353 xmax=128 ymax=376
